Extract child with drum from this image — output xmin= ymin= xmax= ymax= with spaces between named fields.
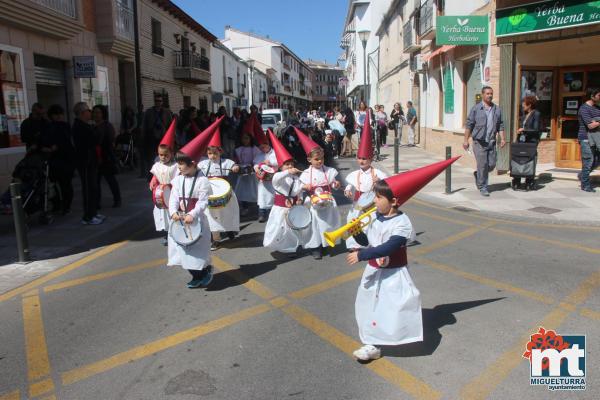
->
xmin=167 ymin=118 xmax=221 ymax=288
xmin=263 ymin=130 xmax=309 ymax=255
xmin=253 ymin=129 xmax=278 ymax=223
xmin=198 ymin=128 xmax=240 ymax=250
xmin=149 ymin=119 xmax=179 ymax=246
xmin=344 ymin=112 xmax=388 ymax=250
xmin=295 ymin=127 xmax=342 ymax=260
xmin=345 ymin=157 xmax=459 ymax=361
xmin=234 ymin=132 xmax=260 ymax=217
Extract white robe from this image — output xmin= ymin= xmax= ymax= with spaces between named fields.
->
xmin=167 ymin=173 xmax=212 ymax=271
xmin=150 ymin=161 xmax=179 ymax=232
xmin=253 ymin=149 xmax=278 ymax=209
xmin=355 ymin=212 xmax=422 ymax=346
xmin=198 ymin=158 xmax=240 ymax=232
xmin=344 ymin=167 xmax=388 ymax=249
xmin=299 ymin=166 xmax=341 ymax=248
xmin=234 ymin=146 xmax=260 ymax=203
xmin=263 ymin=170 xmax=310 ymax=252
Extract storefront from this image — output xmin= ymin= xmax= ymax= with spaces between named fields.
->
xmin=496 ymin=0 xmax=600 ymax=168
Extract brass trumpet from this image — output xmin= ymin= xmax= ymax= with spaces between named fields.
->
xmin=323 ymin=206 xmax=377 ymax=247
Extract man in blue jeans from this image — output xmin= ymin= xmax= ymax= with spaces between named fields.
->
xmin=578 ymin=87 xmax=600 ymax=192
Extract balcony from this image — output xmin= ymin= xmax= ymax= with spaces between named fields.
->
xmin=283 ymin=63 xmax=291 ymax=70
xmin=0 ymin=0 xmax=84 ymax=40
xmin=173 ymin=51 xmax=211 ymax=84
xmin=403 ymin=19 xmax=421 ymax=53
xmin=95 ymin=0 xmax=135 ymax=59
xmin=419 ymin=0 xmax=436 ymax=41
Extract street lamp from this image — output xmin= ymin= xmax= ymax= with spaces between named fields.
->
xmin=358 ymin=29 xmax=370 ymax=106
xmin=247 ymin=59 xmax=255 ymax=111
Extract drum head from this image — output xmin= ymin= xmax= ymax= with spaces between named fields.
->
xmin=169 ymin=218 xmax=203 ymax=246
xmin=357 ymin=191 xmax=375 ymax=209
xmin=286 ymin=205 xmax=312 ymax=230
xmin=209 ymin=178 xmax=232 ymax=198
xmin=260 ymin=164 xmax=276 ymax=174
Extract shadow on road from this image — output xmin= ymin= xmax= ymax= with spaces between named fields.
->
xmin=382 ymin=297 xmax=505 ymax=358
xmin=206 ymin=259 xmax=280 ymax=292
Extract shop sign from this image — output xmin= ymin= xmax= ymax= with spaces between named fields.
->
xmin=496 ymin=0 xmax=600 ymax=37
xmin=73 ymin=56 xmax=96 ymax=78
xmin=437 ymin=16 xmax=489 ymax=45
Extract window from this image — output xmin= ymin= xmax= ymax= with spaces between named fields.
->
xmin=198 ymin=96 xmax=208 ymax=112
xmin=227 ymin=77 xmax=233 ymax=93
xmin=151 ymin=18 xmax=163 ymax=56
xmin=0 ymin=45 xmax=27 ymax=148
xmin=520 ymin=70 xmax=553 ymax=139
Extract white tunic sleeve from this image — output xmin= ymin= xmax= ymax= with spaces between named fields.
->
xmin=168 ymin=176 xmax=181 ymax=217
xmin=391 ymin=214 xmax=416 ymax=242
xmin=272 ymin=170 xmax=290 ymax=191
xmin=345 ymin=170 xmax=358 ymax=192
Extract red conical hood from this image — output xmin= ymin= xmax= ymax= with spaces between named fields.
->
xmin=293 ymin=127 xmax=321 ymax=156
xmin=384 ymin=157 xmax=461 ymax=206
xmin=179 ymin=116 xmax=223 ymax=162
xmin=159 ymin=117 xmax=177 ymax=150
xmin=207 ymin=126 xmax=222 ymax=148
xmin=268 ymin=129 xmax=292 ymax=165
xmin=357 ymin=111 xmax=373 ymax=158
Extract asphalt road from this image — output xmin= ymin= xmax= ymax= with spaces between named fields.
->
xmin=0 ymin=158 xmax=598 ymax=400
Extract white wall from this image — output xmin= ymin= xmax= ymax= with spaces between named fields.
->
xmin=445 ymin=0 xmax=490 ymax=16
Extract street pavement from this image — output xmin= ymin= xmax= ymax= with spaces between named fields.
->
xmin=0 ymin=158 xmax=598 ymax=399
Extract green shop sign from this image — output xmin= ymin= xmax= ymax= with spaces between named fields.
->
xmin=437 ymin=15 xmax=489 ymax=45
xmin=497 ymin=0 xmax=600 ymax=37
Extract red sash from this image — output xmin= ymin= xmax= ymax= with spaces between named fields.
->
xmin=367 ymin=247 xmax=408 ymax=268
xmin=179 ymin=197 xmax=198 ymax=211
xmin=353 ymin=191 xmax=363 ymax=202
xmin=274 ymin=194 xmax=297 ymax=208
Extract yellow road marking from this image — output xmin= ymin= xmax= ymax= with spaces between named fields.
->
xmin=269 ymin=296 xmax=289 ymax=308
xmin=489 ymin=227 xmax=600 ymax=255
xmin=289 ymin=268 xmax=363 ymax=299
xmin=0 ymin=390 xmax=19 ymax=400
xmin=38 ymin=394 xmax=57 ymax=400
xmin=61 ymin=303 xmax=272 ymax=386
xmin=212 ymin=256 xmax=278 ymax=300
xmin=580 ymin=307 xmax=600 ymax=320
xmin=22 ymin=291 xmax=51 ymax=382
xmin=460 ymin=269 xmax=600 ymax=400
xmin=29 ymin=377 xmax=54 ymax=398
xmin=44 ymin=258 xmax=166 ymax=293
xmin=413 ymin=256 xmax=554 ymax=305
xmin=412 ymin=222 xmax=496 ymax=256
xmin=0 ymin=241 xmax=129 ymax=303
xmin=282 ymin=304 xmax=442 ymax=400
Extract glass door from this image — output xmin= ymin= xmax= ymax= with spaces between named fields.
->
xmin=556 ymin=68 xmax=585 ymax=168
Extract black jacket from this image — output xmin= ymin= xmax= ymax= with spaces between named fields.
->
xmin=20 ymin=116 xmax=48 ymax=150
xmin=40 ymin=120 xmax=76 ymax=175
xmin=72 ymin=118 xmax=98 ymax=169
xmin=519 ymin=110 xmax=541 ymax=143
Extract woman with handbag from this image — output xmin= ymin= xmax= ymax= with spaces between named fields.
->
xmin=93 ymin=105 xmax=122 ymax=208
xmin=390 ymin=103 xmax=404 ymax=144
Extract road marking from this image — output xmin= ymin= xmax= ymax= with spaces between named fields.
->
xmin=29 ymin=377 xmax=54 ymax=398
xmin=289 ymin=268 xmax=363 ymax=299
xmin=22 ymin=291 xmax=51 ymax=382
xmin=413 ymin=256 xmax=554 ymax=305
xmin=0 ymin=241 xmax=129 ymax=303
xmin=0 ymin=390 xmax=19 ymax=400
xmin=61 ymin=303 xmax=272 ymax=386
xmin=43 ymin=258 xmax=166 ymax=293
xmin=282 ymin=304 xmax=442 ymax=400
xmin=38 ymin=394 xmax=57 ymax=400
xmin=580 ymin=307 xmax=600 ymax=321
xmin=212 ymin=256 xmax=278 ymax=300
xmin=412 ymin=222 xmax=496 ymax=256
xmin=489 ymin=227 xmax=600 ymax=255
xmin=459 ymin=269 xmax=600 ymax=400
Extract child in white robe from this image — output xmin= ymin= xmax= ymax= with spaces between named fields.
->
xmin=253 ymin=139 xmax=278 ymax=223
xmin=149 ymin=144 xmax=178 ymax=245
xmin=234 ymin=132 xmax=259 ymax=216
xmin=168 ymin=152 xmax=213 ymax=289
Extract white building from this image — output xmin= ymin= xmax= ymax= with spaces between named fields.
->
xmin=210 ymin=42 xmax=249 ymax=113
xmin=222 ymin=26 xmax=313 ymax=111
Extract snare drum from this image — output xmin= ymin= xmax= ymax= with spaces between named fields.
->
xmin=310 ymin=193 xmax=334 ymax=209
xmin=208 ymin=178 xmax=232 ymax=209
xmin=256 ymin=163 xmax=276 ymax=181
xmin=169 ymin=216 xmax=203 ymax=247
xmin=152 ymin=184 xmax=171 ymax=209
xmin=285 ymin=205 xmax=312 ymax=230
xmin=354 ymin=191 xmax=375 ymax=212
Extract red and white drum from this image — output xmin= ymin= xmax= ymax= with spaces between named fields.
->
xmin=255 ymin=163 xmax=276 ymax=181
xmin=152 ymin=184 xmax=171 ymax=209
xmin=208 ymin=178 xmax=232 ymax=209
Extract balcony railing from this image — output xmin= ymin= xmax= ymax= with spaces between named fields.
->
xmin=174 ymin=51 xmax=210 ymax=71
xmin=419 ymin=0 xmax=435 ymax=39
xmin=403 ymin=19 xmax=420 ymax=53
xmin=115 ymin=0 xmax=134 ymax=41
xmin=32 ymin=0 xmax=76 ymax=19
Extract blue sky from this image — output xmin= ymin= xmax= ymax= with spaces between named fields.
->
xmin=172 ymin=0 xmax=348 ymax=64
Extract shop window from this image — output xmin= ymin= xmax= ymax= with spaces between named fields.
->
xmin=0 ymin=46 xmax=27 ymax=148
xmin=520 ymin=70 xmax=553 ymax=139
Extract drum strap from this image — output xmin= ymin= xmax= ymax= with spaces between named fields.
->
xmin=308 ymin=166 xmax=331 ymax=194
xmin=356 ymin=167 xmax=376 ymax=194
xmin=205 ymin=158 xmax=223 ymax=177
xmin=181 ymin=171 xmax=199 ymax=213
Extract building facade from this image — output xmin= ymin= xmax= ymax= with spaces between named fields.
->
xmin=210 ymin=42 xmax=249 ymax=114
xmin=306 ymin=59 xmax=346 ymax=111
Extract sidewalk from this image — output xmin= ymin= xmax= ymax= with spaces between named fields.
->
xmin=373 ymin=144 xmax=600 ymax=225
xmin=0 ymin=170 xmax=155 ymax=294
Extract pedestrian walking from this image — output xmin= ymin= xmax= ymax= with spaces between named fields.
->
xmin=578 ymin=87 xmax=600 ymax=192
xmin=390 ymin=103 xmax=405 ymax=144
xmin=342 ymin=106 xmax=356 ymax=157
xmin=512 ymin=95 xmax=541 ymax=190
xmin=141 ymin=94 xmax=172 ymax=179
xmin=406 ymin=101 xmax=418 ymax=146
xmin=93 ymin=105 xmax=122 ymax=208
xmin=375 ymin=105 xmax=389 ymax=147
xmin=20 ymin=103 xmax=48 ymax=152
xmin=463 ymin=86 xmax=507 ymax=197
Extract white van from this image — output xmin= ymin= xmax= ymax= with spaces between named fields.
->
xmin=262 ymin=108 xmax=290 ymax=124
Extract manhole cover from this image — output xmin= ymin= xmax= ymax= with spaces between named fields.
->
xmin=528 ymin=206 xmax=561 ymax=215
xmin=452 ymin=206 xmax=476 ymax=212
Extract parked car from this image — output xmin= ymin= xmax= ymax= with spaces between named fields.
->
xmin=262 ymin=108 xmax=290 ymax=125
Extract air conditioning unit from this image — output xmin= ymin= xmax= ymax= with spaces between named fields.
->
xmin=414 ymin=54 xmax=427 ymax=72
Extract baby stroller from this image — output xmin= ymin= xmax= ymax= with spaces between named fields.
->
xmin=510 ymin=130 xmax=540 ymax=191
xmin=0 ymin=152 xmax=60 ymax=224
xmin=115 ymin=131 xmax=136 ymax=170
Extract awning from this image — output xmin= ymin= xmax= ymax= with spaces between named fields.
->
xmin=423 ymin=45 xmax=456 ymax=62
